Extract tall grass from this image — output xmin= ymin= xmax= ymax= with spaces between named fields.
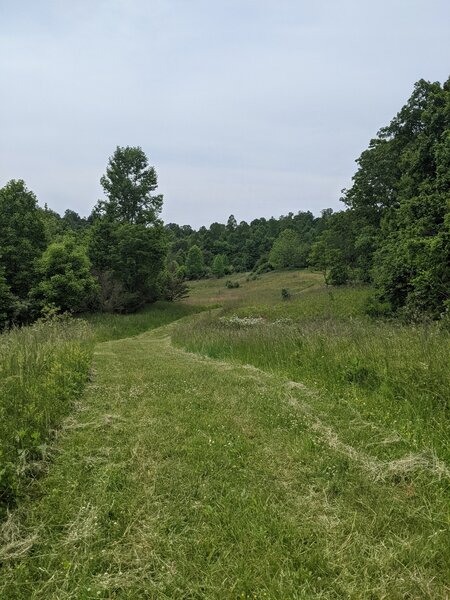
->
xmin=0 ymin=302 xmax=203 ymax=518
xmin=87 ymin=300 xmax=203 ymax=342
xmin=173 ymin=295 xmax=450 ymax=462
xmin=0 ymin=316 xmax=93 ymax=515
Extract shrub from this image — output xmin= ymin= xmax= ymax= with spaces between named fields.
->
xmin=364 ymin=295 xmax=392 ymax=319
xmin=281 ymin=288 xmax=291 ymax=300
xmin=158 ymin=269 xmax=189 ymax=302
xmin=31 ymin=236 xmax=98 ymax=314
xmin=254 ymin=262 xmax=273 ymax=275
xmin=225 ymin=280 xmax=240 ymax=289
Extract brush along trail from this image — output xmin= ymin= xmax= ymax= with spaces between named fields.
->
xmin=1 ymin=320 xmax=448 ymax=599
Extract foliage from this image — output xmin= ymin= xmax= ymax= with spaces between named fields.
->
xmin=281 ymin=287 xmax=291 ymax=300
xmin=0 ymin=269 xmax=13 ymax=328
xmin=269 ymin=228 xmax=309 ymax=269
xmin=89 ymin=147 xmax=167 ymax=312
xmin=211 ymin=254 xmax=225 ymax=278
xmin=31 ymin=236 xmax=98 ymax=313
xmin=372 ymin=193 xmax=450 ymax=318
xmin=225 ymin=280 xmax=240 ymax=289
xmin=167 ymin=210 xmax=318 ymax=275
xmin=158 ymin=261 xmax=190 ymax=302
xmin=96 ymin=146 xmax=163 ymax=225
xmin=0 ymin=180 xmax=47 ymax=300
xmin=185 ymin=245 xmax=205 ymax=279
xmin=308 ymin=77 xmax=450 ymax=316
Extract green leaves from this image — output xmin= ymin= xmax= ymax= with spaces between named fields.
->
xmin=186 ymin=245 xmax=205 ymax=280
xmin=31 ymin=236 xmax=98 ymax=314
xmin=0 ymin=180 xmax=47 ymax=299
xmin=269 ymin=229 xmax=309 ymax=270
xmin=97 ymin=146 xmax=163 ymax=226
xmin=90 ymin=147 xmax=167 ymax=312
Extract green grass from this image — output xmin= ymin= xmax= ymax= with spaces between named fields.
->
xmin=173 ymin=312 xmax=450 ymax=460
xmin=2 ymin=325 xmax=449 ymax=598
xmin=0 ymin=302 xmax=201 ymax=519
xmin=86 ymin=301 xmax=203 ymax=343
xmin=1 ymin=272 xmax=449 ymax=598
xmin=183 ymin=269 xmax=324 ymax=309
xmin=176 ymin=271 xmax=450 ymax=459
xmin=0 ymin=316 xmax=93 ymax=516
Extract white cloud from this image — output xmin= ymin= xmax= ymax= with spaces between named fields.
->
xmin=0 ymin=0 xmax=449 ymax=225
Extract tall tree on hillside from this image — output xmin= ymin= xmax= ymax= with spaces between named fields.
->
xmin=341 ymin=77 xmax=450 ymax=315
xmin=96 ymin=146 xmax=163 ymax=225
xmin=269 ymin=229 xmax=309 ymax=269
xmin=212 ymin=254 xmax=225 ymax=278
xmin=89 ymin=147 xmax=167 ymax=312
xmin=185 ymin=245 xmax=205 ymax=279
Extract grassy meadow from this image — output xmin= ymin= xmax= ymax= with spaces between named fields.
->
xmin=0 ymin=302 xmax=201 ymax=519
xmin=175 ymin=272 xmax=450 ymax=462
xmin=1 ymin=271 xmax=449 ymax=598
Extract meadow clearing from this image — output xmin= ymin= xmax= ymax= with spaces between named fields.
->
xmin=0 ymin=270 xmax=449 ymax=599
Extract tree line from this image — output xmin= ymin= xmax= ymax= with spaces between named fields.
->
xmin=167 ymin=78 xmax=450 ymax=319
xmin=0 ymin=146 xmax=188 ymax=326
xmin=0 ymin=77 xmax=448 ymax=327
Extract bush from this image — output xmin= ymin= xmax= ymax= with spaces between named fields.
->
xmin=226 ymin=280 xmax=240 ymax=289
xmin=158 ymin=269 xmax=189 ymax=302
xmin=281 ymin=288 xmax=291 ymax=300
xmin=364 ymin=295 xmax=392 ymax=319
xmin=325 ymin=263 xmax=349 ymax=286
xmin=254 ymin=262 xmax=273 ymax=275
xmin=31 ymin=236 xmax=98 ymax=314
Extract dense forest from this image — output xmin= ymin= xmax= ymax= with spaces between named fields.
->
xmin=0 ymin=78 xmax=449 ymax=326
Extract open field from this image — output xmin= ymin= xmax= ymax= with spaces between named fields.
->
xmin=183 ymin=270 xmax=324 ymax=309
xmin=0 ymin=303 xmax=202 ymax=519
xmin=176 ymin=272 xmax=450 ymax=461
xmin=1 ymin=271 xmax=449 ymax=598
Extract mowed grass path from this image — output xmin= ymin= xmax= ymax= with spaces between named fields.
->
xmin=1 ymin=318 xmax=449 ymax=598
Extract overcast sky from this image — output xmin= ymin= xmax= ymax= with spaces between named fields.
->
xmin=1 ymin=1 xmax=449 ymax=227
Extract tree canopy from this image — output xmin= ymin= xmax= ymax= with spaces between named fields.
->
xmin=96 ymin=146 xmax=163 ymax=225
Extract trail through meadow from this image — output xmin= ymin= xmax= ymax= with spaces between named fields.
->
xmin=1 ymin=319 xmax=448 ymax=599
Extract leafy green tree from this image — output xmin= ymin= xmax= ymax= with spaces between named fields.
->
xmin=342 ymin=77 xmax=450 ymax=315
xmin=0 ymin=180 xmax=47 ymax=298
xmin=31 ymin=236 xmax=98 ymax=313
xmin=61 ymin=209 xmax=89 ymax=231
xmin=90 ymin=147 xmax=167 ymax=312
xmin=186 ymin=245 xmax=205 ymax=279
xmin=39 ymin=204 xmax=64 ymax=241
xmin=0 ymin=268 xmax=13 ymax=327
xmin=111 ymin=223 xmax=166 ymax=309
xmin=338 ymin=77 xmax=450 ymax=314
xmin=212 ymin=254 xmax=225 ymax=278
xmin=308 ymin=211 xmax=358 ymax=284
xmin=96 ymin=146 xmax=163 ymax=225
xmin=158 ymin=261 xmax=189 ymax=301
xmin=372 ymin=194 xmax=449 ymax=317
xmin=269 ymin=229 xmax=309 ymax=269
